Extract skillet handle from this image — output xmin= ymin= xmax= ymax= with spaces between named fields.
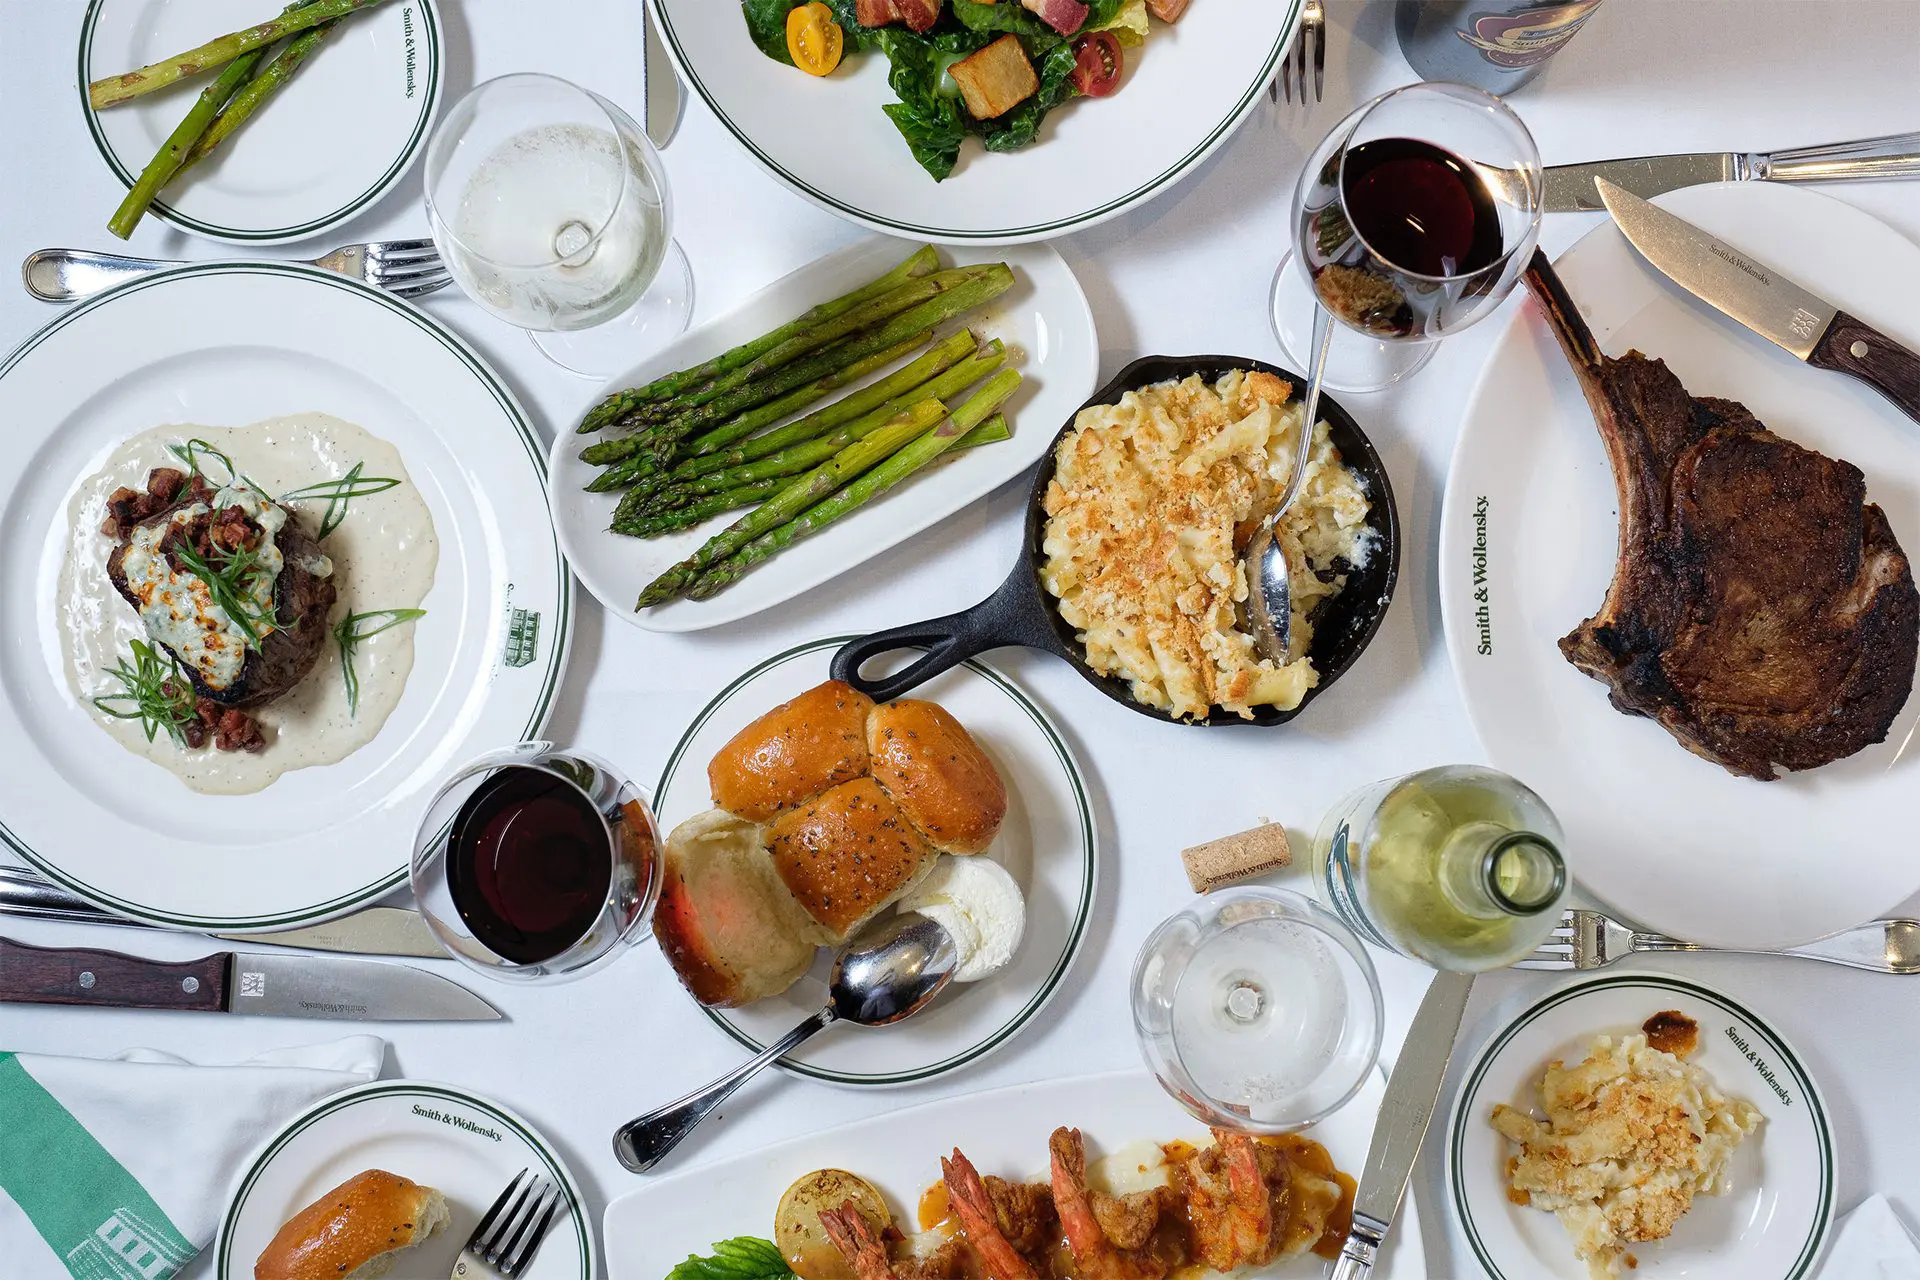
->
xmin=832 ymin=561 xmax=1059 ymax=702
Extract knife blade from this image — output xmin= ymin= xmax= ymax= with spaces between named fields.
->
xmin=1328 ymin=971 xmax=1476 ymax=1279
xmin=642 ymin=0 xmax=681 ymax=149
xmin=1597 ymin=177 xmax=1920 ymax=426
xmin=1544 ymin=131 xmax=1920 ymax=212
xmin=0 ymin=866 xmax=444 ymax=958
xmin=0 ymin=936 xmax=500 ymax=1021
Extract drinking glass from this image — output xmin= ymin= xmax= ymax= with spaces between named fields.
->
xmin=411 ymin=742 xmax=661 ymax=984
xmin=1131 ymin=886 xmax=1383 ymax=1133
xmin=1270 ymin=81 xmax=1544 ymax=392
xmin=424 ymin=73 xmax=692 ymax=379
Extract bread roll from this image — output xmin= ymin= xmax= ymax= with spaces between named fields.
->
xmin=709 ymin=681 xmax=874 ymax=821
xmin=769 ymin=777 xmax=934 ymax=943
xmin=254 ymin=1170 xmax=448 ymax=1280
xmin=652 ymin=810 xmax=819 ymax=1007
xmin=866 ymin=700 xmax=1007 ymax=854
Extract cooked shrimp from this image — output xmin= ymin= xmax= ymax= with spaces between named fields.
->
xmin=1047 ymin=1128 xmax=1172 ymax=1280
xmin=819 ymin=1201 xmax=898 ymax=1280
xmin=942 ymin=1149 xmax=1040 ymax=1280
xmin=1183 ymin=1130 xmax=1276 ymax=1271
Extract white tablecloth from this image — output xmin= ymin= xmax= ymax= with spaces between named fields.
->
xmin=4 ymin=3 xmax=1918 ymax=1276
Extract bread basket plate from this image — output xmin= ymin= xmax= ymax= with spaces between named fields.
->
xmin=81 ymin=0 xmax=441 ymax=245
xmin=214 ymin=1079 xmax=594 ymax=1280
xmin=549 ymin=236 xmax=1097 ymax=632
xmin=1439 ymin=182 xmax=1920 ymax=949
xmin=0 ymin=264 xmax=570 ymax=932
xmin=653 ymin=636 xmax=1096 ymax=1087
xmin=604 ymin=1068 xmax=1424 ymax=1280
xmin=1448 ymin=972 xmax=1834 ymax=1280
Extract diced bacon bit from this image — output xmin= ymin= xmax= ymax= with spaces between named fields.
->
xmin=1146 ymin=0 xmax=1190 ymax=20
xmin=1021 ymin=0 xmax=1088 ymax=35
xmin=854 ymin=0 xmax=941 ymax=32
xmin=100 ymin=470 xmax=217 ymax=539
xmin=209 ymin=504 xmax=256 ymax=553
xmin=194 ymin=696 xmax=265 ymax=752
xmin=145 ymin=467 xmax=187 ymax=504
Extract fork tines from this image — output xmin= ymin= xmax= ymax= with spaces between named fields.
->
xmin=467 ymin=1168 xmax=565 ymax=1278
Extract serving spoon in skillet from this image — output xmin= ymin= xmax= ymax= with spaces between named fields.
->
xmin=1242 ymin=305 xmax=1337 ymax=661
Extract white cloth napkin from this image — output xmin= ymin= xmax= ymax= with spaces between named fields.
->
xmin=0 ymin=1037 xmax=383 ymax=1280
xmin=1814 ymin=1194 xmax=1920 ymax=1279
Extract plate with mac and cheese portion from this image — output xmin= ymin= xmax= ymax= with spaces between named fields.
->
xmin=1448 ymin=973 xmax=1834 ymax=1280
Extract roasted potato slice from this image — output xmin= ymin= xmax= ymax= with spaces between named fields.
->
xmin=776 ymin=1169 xmax=892 ymax=1280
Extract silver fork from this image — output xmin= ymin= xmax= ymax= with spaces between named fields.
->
xmin=451 ymin=1169 xmax=565 ymax=1280
xmin=1269 ymin=0 xmax=1325 ymax=104
xmin=22 ymin=239 xmax=451 ymax=304
xmin=1515 ymin=907 xmax=1920 ymax=975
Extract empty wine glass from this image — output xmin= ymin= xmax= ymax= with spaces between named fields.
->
xmin=410 ymin=742 xmax=661 ymax=984
xmin=424 ymin=73 xmax=693 ymax=379
xmin=1132 ymin=886 xmax=1383 ymax=1132
xmin=1271 ymin=81 xmax=1544 ymax=392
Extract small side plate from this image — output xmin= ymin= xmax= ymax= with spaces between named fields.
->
xmin=80 ymin=0 xmax=442 ymax=245
xmin=214 ymin=1079 xmax=595 ymax=1280
xmin=1448 ymin=971 xmax=1835 ymax=1280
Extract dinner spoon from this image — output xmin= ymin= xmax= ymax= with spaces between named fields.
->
xmin=1243 ymin=302 xmax=1336 ymax=661
xmin=612 ymin=911 xmax=958 ymax=1173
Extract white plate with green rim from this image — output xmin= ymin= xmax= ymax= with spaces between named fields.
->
xmin=551 ymin=236 xmax=1097 ymax=632
xmin=0 ymin=263 xmax=570 ymax=932
xmin=652 ymin=0 xmax=1300 ymax=245
xmin=81 ymin=0 xmax=441 ymax=244
xmin=215 ymin=1079 xmax=593 ymax=1280
xmin=653 ymin=636 xmax=1096 ymax=1087
xmin=1448 ymin=971 xmax=1835 ymax=1280
xmin=604 ymin=1068 xmax=1425 ymax=1280
xmin=1438 ymin=181 xmax=1920 ymax=950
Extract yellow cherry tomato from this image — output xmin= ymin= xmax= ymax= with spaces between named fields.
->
xmin=787 ymin=2 xmax=844 ymax=77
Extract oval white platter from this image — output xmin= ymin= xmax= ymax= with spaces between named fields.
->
xmin=653 ymin=0 xmax=1300 ymax=245
xmin=0 ymin=264 xmax=570 ymax=931
xmin=651 ymin=637 xmax=1095 ymax=1087
xmin=1449 ymin=972 xmax=1834 ymax=1280
xmin=1439 ymin=182 xmax=1920 ymax=949
xmin=81 ymin=0 xmax=441 ymax=245
xmin=550 ymin=237 xmax=1097 ymax=632
xmin=215 ymin=1080 xmax=595 ymax=1280
xmin=604 ymin=1068 xmax=1424 ymax=1277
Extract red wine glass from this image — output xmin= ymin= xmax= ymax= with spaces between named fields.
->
xmin=410 ymin=742 xmax=661 ymax=983
xmin=1270 ymin=82 xmax=1544 ymax=392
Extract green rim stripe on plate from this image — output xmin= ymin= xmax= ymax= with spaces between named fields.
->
xmin=213 ymin=1081 xmax=592 ymax=1280
xmin=78 ymin=0 xmax=442 ymax=243
xmin=1448 ymin=973 xmax=1834 ymax=1280
xmin=654 ymin=2 xmax=1300 ymax=241
xmin=655 ymin=636 xmax=1097 ymax=1086
xmin=0 ymin=261 xmax=572 ymax=931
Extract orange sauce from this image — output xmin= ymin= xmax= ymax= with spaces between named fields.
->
xmin=1253 ymin=1133 xmax=1356 ymax=1260
xmin=918 ymin=1182 xmax=956 ymax=1234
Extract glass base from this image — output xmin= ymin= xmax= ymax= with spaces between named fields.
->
xmin=530 ymin=240 xmax=694 ymax=381
xmin=1271 ymin=252 xmax=1434 ymax=393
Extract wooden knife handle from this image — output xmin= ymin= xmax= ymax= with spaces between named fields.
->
xmin=0 ymin=936 xmax=227 ymax=1011
xmin=1809 ymin=311 xmax=1920 ymax=426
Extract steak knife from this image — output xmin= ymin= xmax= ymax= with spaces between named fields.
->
xmin=1597 ymin=177 xmax=1920 ymax=427
xmin=1544 ymin=131 xmax=1920 ymax=212
xmin=0 ymin=866 xmax=443 ymax=958
xmin=0 ymin=936 xmax=500 ymax=1021
xmin=1329 ymin=971 xmax=1476 ymax=1279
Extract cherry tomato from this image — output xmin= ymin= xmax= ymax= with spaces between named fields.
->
xmin=787 ymin=2 xmax=844 ymax=77
xmin=1069 ymin=31 xmax=1123 ymax=97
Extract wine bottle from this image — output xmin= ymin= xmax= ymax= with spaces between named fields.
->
xmin=1394 ymin=0 xmax=1605 ymax=95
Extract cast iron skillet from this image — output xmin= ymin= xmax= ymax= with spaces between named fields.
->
xmin=830 ymin=355 xmax=1402 ymax=726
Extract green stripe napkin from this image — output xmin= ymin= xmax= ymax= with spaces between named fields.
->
xmin=0 ymin=1038 xmax=382 ymax=1280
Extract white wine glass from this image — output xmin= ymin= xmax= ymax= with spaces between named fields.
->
xmin=424 ymin=72 xmax=693 ymax=379
xmin=1131 ymin=885 xmax=1383 ymax=1132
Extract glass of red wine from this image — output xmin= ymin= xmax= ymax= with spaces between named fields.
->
xmin=410 ymin=743 xmax=661 ymax=983
xmin=1270 ymin=81 xmax=1544 ymax=392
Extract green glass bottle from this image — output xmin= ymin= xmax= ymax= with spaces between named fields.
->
xmin=1310 ymin=765 xmax=1569 ymax=971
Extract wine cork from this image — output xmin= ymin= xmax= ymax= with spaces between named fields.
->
xmin=1181 ymin=823 xmax=1293 ymax=893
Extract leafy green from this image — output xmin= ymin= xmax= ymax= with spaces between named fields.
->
xmin=876 ymin=29 xmax=970 ymax=180
xmin=741 ymin=0 xmax=804 ymax=64
xmin=92 ymin=640 xmax=198 ymax=746
xmin=948 ymin=0 xmax=1060 ymax=42
xmin=665 ymin=1239 xmax=795 ymax=1280
xmin=976 ymin=38 xmax=1079 ymax=152
xmin=1090 ymin=0 xmax=1149 ymax=44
